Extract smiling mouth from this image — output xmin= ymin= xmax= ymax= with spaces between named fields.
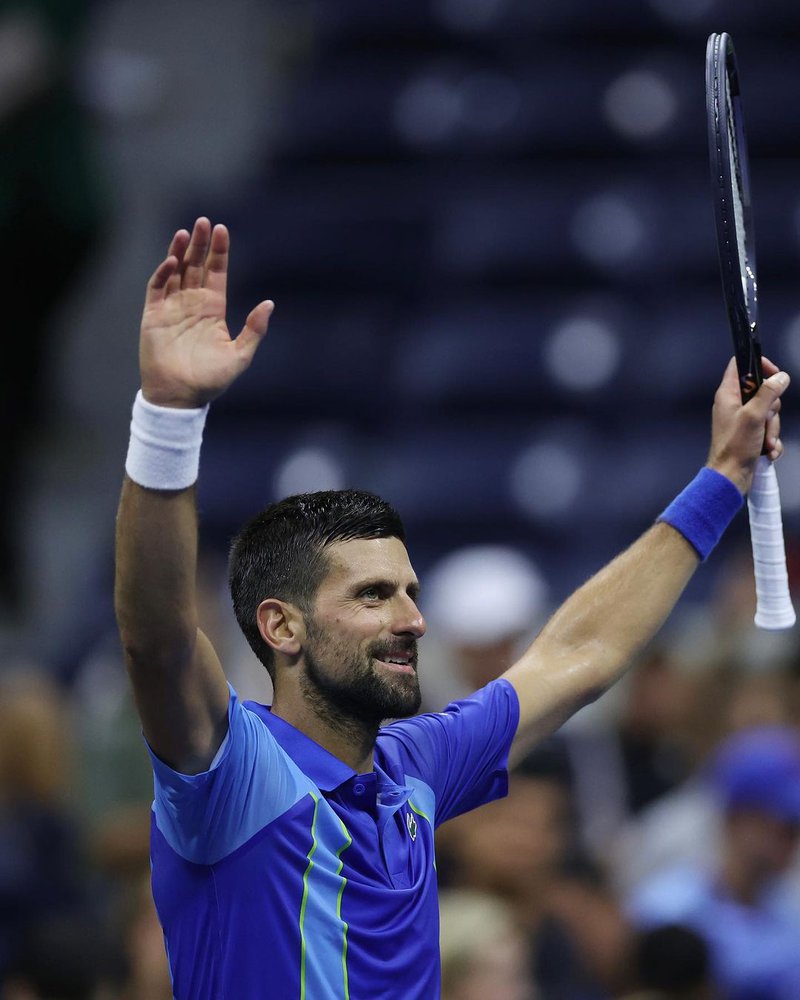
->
xmin=374 ymin=654 xmax=416 ymax=675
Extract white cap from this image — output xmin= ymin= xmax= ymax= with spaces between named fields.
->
xmin=424 ymin=545 xmax=548 ymax=645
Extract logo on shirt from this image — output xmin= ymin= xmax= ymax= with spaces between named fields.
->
xmin=406 ymin=811 xmax=417 ymax=841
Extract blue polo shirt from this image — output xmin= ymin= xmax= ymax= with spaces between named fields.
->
xmin=147 ymin=677 xmax=519 ymax=999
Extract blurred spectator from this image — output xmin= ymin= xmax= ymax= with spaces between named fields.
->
xmin=608 ymin=665 xmax=800 ymax=896
xmin=420 ymin=544 xmax=549 ymax=711
xmin=626 ymin=725 xmax=800 ymax=1000
xmin=0 ymin=0 xmax=107 ymax=620
xmin=660 ymin=546 xmax=800 ymax=686
xmin=617 ymin=923 xmax=716 ymax=1000
xmin=535 ymin=849 xmax=636 ymax=999
xmin=439 ymin=887 xmax=536 ymax=1000
xmin=0 ymin=669 xmax=96 ymax=979
xmin=725 ymin=669 xmax=800 ymax=734
xmin=561 ymin=644 xmax=700 ymax=864
xmin=116 ymin=871 xmax=172 ymax=1000
xmin=78 ymin=802 xmax=171 ymax=1000
xmin=2 ymin=912 xmax=125 ymax=1000
xmin=439 ymin=767 xmax=632 ymax=999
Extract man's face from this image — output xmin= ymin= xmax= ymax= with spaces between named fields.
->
xmin=446 ymin=775 xmax=570 ymax=896
xmin=727 ymin=808 xmax=800 ymax=880
xmin=300 ymin=537 xmax=426 ymax=726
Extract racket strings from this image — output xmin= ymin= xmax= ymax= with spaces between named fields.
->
xmin=725 ymin=76 xmax=751 ymax=306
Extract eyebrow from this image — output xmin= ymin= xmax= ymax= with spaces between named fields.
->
xmin=352 ymin=578 xmax=421 ymax=599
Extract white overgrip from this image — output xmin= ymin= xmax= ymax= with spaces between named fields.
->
xmin=748 ymin=455 xmax=796 ymax=629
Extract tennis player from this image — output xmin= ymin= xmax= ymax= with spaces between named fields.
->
xmin=115 ymin=218 xmax=789 ymax=999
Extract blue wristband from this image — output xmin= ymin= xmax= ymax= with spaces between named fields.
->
xmin=656 ymin=467 xmax=744 ymax=561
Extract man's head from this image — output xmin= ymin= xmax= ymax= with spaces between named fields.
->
xmin=229 ymin=489 xmax=425 ymax=723
xmin=442 ymin=771 xmax=571 ymax=902
xmin=707 ymin=725 xmax=800 ymax=882
xmin=425 ymin=545 xmax=547 ymax=690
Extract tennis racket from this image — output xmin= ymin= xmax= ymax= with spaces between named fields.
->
xmin=705 ymin=31 xmax=795 ymax=629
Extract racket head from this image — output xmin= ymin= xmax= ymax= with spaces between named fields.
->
xmin=706 ymin=31 xmax=763 ymax=402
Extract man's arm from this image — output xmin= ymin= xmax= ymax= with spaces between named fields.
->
xmin=503 ymin=358 xmax=789 ymax=764
xmin=114 ymin=218 xmax=273 ymax=775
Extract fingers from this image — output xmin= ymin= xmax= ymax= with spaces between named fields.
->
xmin=761 ymin=358 xmax=786 ymax=458
xmin=751 ymin=370 xmax=790 ymax=415
xmin=765 ymin=430 xmax=783 ymax=461
xmin=145 ymin=256 xmax=177 ymax=303
xmin=765 ymin=391 xmax=785 ymax=461
xmin=168 ymin=228 xmax=190 ymax=260
xmin=181 ymin=217 xmax=212 ymax=290
xmin=748 ymin=370 xmax=790 ymax=461
xmin=203 ymin=224 xmax=230 ymax=297
xmin=164 ymin=229 xmax=190 ymax=296
xmin=717 ymin=357 xmax=787 ymax=406
xmin=148 ymin=219 xmax=228 ymax=300
xmin=717 ymin=359 xmax=790 ymax=419
xmin=761 ymin=358 xmax=784 ymax=462
xmin=145 ymin=228 xmax=190 ymax=304
xmin=709 ymin=359 xmax=790 ymax=491
xmin=235 ymin=300 xmax=275 ymax=361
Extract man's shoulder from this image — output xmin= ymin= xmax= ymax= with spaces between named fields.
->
xmin=376 ymin=678 xmax=517 ymax=764
xmin=381 ymin=678 xmax=510 ymax=730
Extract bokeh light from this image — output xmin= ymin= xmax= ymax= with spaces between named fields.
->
xmin=544 ymin=315 xmax=621 ymax=391
xmin=570 ymin=193 xmax=647 ymax=268
xmin=273 ymin=447 xmax=345 ymax=499
xmin=603 ymin=70 xmax=678 ymax=141
xmin=510 ymin=441 xmax=584 ymax=520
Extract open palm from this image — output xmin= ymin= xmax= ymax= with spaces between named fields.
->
xmin=139 ymin=218 xmax=273 ymax=408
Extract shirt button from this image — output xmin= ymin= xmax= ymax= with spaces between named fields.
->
xmin=354 ymin=783 xmax=365 ymax=795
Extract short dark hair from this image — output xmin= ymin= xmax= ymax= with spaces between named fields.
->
xmin=228 ymin=489 xmax=406 ymax=677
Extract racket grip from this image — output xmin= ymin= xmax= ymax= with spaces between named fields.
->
xmin=748 ymin=456 xmax=796 ymax=630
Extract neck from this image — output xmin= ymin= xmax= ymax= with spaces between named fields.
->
xmin=271 ymin=689 xmax=379 ymax=774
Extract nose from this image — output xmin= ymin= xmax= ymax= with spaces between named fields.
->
xmin=393 ymin=594 xmax=426 ymax=638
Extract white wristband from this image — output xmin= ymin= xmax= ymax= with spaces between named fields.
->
xmin=125 ymin=390 xmax=209 ymax=490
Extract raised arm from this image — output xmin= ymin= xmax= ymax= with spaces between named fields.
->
xmin=504 ymin=357 xmax=789 ymax=763
xmin=114 ymin=218 xmax=273 ymax=774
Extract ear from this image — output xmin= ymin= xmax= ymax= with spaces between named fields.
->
xmin=256 ymin=599 xmax=305 ymax=658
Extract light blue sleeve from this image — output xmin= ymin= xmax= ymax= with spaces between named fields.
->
xmin=147 ymin=685 xmax=311 ymax=865
xmin=377 ymin=678 xmax=520 ymax=827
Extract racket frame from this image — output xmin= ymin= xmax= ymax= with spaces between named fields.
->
xmin=705 ymin=31 xmax=795 ymax=630
xmin=706 ymin=31 xmax=762 ymax=403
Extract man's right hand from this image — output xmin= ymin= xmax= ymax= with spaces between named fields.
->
xmin=140 ymin=217 xmax=274 ymax=409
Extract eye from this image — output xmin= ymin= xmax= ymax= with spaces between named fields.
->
xmin=360 ymin=586 xmax=382 ymax=601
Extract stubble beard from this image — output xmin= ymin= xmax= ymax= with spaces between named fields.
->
xmin=301 ymin=616 xmax=422 ymax=728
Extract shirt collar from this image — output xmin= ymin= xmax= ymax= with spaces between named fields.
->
xmin=245 ymin=701 xmax=412 ymax=812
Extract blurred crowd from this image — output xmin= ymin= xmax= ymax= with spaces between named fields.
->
xmin=2 ymin=538 xmax=800 ymax=999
